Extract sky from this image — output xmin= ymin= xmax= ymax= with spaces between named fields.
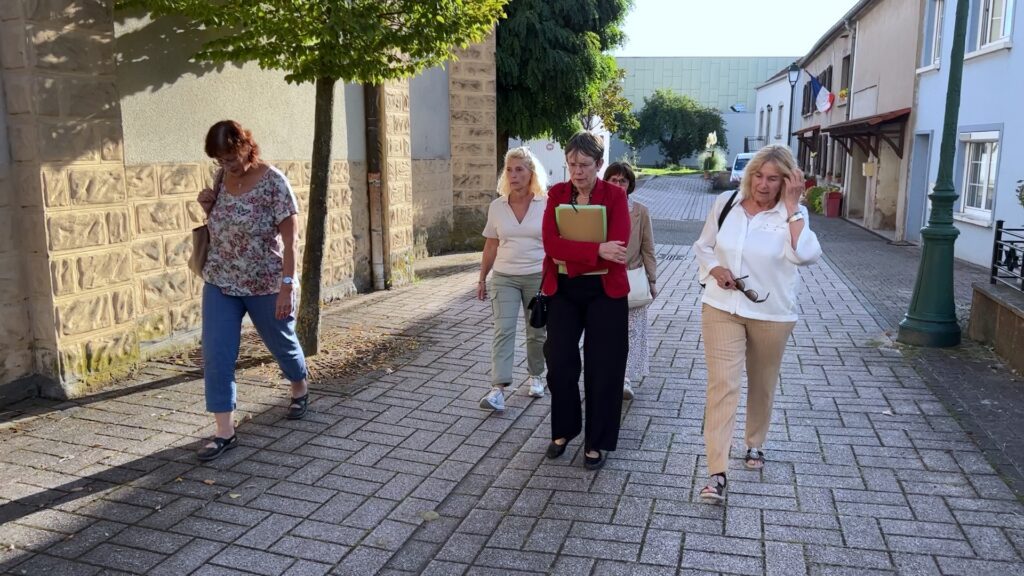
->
xmin=612 ymin=0 xmax=862 ymax=58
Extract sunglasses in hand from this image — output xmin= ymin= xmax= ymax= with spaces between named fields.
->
xmin=732 ymin=275 xmax=769 ymax=303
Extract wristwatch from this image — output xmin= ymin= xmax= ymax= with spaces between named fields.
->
xmin=786 ymin=212 xmax=805 ymax=224
xmin=282 ymin=276 xmax=295 ymax=286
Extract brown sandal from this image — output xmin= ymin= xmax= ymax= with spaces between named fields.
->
xmin=699 ymin=473 xmax=727 ymax=503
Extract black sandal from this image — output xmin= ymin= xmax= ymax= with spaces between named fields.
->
xmin=584 ymin=449 xmax=605 ymax=471
xmin=546 ymin=439 xmax=567 ymax=459
xmin=287 ymin=393 xmax=309 ymax=420
xmin=699 ymin=473 xmax=727 ymax=503
xmin=197 ymin=435 xmax=238 ymax=462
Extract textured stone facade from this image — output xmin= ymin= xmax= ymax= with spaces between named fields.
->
xmin=449 ymin=34 xmax=498 ymax=251
xmin=412 ymin=159 xmax=454 ymax=259
xmin=0 ymin=2 xmax=497 ymax=398
xmin=381 ymin=80 xmax=415 ymax=286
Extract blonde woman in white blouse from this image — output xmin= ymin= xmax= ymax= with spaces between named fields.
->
xmin=476 ymin=147 xmax=548 ymax=411
xmin=692 ymin=145 xmax=822 ymax=502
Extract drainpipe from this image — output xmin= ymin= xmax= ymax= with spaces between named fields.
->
xmin=364 ymin=84 xmax=387 ymax=290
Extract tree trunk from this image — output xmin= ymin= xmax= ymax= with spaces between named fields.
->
xmin=496 ymin=130 xmax=510 ymax=174
xmin=295 ymin=76 xmax=336 ymax=356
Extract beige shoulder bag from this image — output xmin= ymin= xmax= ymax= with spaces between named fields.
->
xmin=188 ymin=169 xmax=224 ymax=277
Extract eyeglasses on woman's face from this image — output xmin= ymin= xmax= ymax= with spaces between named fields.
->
xmin=733 ymin=275 xmax=769 ymax=303
xmin=607 ymin=175 xmax=629 ymax=188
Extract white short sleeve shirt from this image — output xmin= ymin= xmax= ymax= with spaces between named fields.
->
xmin=482 ymin=195 xmax=546 ymax=276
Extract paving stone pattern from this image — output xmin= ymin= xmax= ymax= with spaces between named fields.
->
xmin=1 ymin=177 xmax=1023 ymax=575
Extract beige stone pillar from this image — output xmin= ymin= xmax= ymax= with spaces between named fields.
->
xmin=0 ymin=0 xmax=135 ymax=397
xmin=381 ymin=80 xmax=414 ymax=287
xmin=448 ymin=34 xmax=497 ymax=251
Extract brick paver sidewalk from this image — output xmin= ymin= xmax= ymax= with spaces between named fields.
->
xmin=2 ymin=180 xmax=1023 ymax=575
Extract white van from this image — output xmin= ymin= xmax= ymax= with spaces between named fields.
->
xmin=730 ymin=153 xmax=755 ymax=186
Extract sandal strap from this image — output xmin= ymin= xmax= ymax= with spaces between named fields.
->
xmin=290 ymin=393 xmax=309 ymax=408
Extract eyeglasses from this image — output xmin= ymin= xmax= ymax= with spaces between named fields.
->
xmin=567 ymin=162 xmax=595 ymax=171
xmin=733 ymin=276 xmax=769 ymax=303
xmin=215 ymin=155 xmax=240 ymax=167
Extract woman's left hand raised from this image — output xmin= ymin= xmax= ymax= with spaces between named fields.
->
xmin=783 ymin=168 xmax=804 ymax=216
xmin=275 ymin=289 xmax=294 ymax=320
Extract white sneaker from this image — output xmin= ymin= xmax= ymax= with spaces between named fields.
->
xmin=623 ymin=378 xmax=634 ymax=400
xmin=479 ymin=387 xmax=505 ymax=411
xmin=524 ymin=376 xmax=545 ymax=398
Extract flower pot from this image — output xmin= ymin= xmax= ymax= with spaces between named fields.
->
xmin=825 ymin=191 xmax=843 ymax=218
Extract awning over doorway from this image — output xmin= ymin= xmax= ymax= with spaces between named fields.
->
xmin=792 ymin=125 xmax=820 ymax=149
xmin=822 ymin=107 xmax=911 ymax=159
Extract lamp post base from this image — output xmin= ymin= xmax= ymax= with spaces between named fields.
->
xmin=897 ymin=315 xmax=961 ymax=348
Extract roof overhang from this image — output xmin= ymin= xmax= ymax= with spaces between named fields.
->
xmin=822 ymin=108 xmax=911 ymax=158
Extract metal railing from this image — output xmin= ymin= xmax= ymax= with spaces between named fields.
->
xmin=991 ymin=220 xmax=1024 ymax=292
xmin=744 ymin=137 xmax=767 ymax=153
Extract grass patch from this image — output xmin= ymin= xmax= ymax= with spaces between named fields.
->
xmin=636 ymin=166 xmax=701 ymax=177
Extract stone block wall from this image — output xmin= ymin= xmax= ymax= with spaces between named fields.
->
xmin=0 ymin=164 xmax=32 ymax=387
xmin=0 ymin=2 xmax=497 ymax=397
xmin=449 ymin=34 xmax=497 ymax=251
xmin=382 ymin=80 xmax=415 ymax=286
xmin=0 ymin=0 xmax=126 ymax=395
xmin=412 ymin=159 xmax=454 ymax=259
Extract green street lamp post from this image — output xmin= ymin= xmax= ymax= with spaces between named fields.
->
xmin=897 ymin=0 xmax=970 ymax=347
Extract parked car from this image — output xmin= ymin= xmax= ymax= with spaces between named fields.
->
xmin=730 ymin=153 xmax=755 ymax=185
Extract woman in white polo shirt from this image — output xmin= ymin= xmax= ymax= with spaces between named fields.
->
xmin=476 ymin=146 xmax=548 ymax=411
xmin=693 ymin=145 xmax=822 ymax=502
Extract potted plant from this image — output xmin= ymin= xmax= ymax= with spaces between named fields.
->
xmin=824 ymin=185 xmax=843 ymax=218
xmin=838 ymin=88 xmax=849 ymax=103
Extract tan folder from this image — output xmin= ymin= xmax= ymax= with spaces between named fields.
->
xmin=554 ymin=204 xmax=607 ymax=275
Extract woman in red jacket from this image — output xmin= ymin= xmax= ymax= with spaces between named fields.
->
xmin=542 ymin=131 xmax=631 ymax=470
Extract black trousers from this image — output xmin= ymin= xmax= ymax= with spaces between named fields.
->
xmin=544 ymin=275 xmax=628 ymax=452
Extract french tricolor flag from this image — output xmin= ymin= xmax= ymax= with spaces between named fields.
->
xmin=809 ymin=74 xmax=834 ymax=113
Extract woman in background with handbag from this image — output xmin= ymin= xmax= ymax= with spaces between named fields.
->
xmin=605 ymin=162 xmax=655 ymax=401
xmin=193 ymin=120 xmax=310 ymax=462
xmin=476 ymin=146 xmax=548 ymax=411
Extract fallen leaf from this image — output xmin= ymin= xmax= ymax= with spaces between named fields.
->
xmin=69 ymin=487 xmax=85 ymax=493
xmin=228 ymin=493 xmax=241 ymax=499
xmin=882 ymin=410 xmax=893 ymax=416
xmin=418 ymin=510 xmax=440 ymax=522
xmin=174 ymin=477 xmax=184 ymax=483
xmin=202 ymin=479 xmax=216 ymax=486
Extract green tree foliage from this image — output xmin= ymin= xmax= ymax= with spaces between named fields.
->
xmin=632 ymin=89 xmax=727 ymax=166
xmin=118 ymin=0 xmax=506 ymax=354
xmin=496 ymin=0 xmax=631 ymax=158
xmin=581 ymin=57 xmax=638 ymax=143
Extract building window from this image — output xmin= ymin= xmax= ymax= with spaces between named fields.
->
xmin=776 ymin=105 xmax=784 ymax=139
xmin=960 ymin=131 xmax=999 ymax=218
xmin=840 ymin=56 xmax=851 ymax=90
xmin=921 ymin=0 xmax=945 ymax=67
xmin=977 ymin=0 xmax=1014 ymax=49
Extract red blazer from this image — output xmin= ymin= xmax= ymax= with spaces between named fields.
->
xmin=541 ymin=179 xmax=631 ymax=298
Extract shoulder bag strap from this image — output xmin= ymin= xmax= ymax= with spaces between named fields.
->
xmin=716 ymin=189 xmax=740 ymax=230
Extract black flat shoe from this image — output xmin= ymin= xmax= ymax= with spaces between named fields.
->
xmin=584 ymin=450 xmax=605 ymax=470
xmin=546 ymin=440 xmax=567 ymax=459
xmin=287 ymin=393 xmax=309 ymax=420
xmin=197 ymin=435 xmax=238 ymax=462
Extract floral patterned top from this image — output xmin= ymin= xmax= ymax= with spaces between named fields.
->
xmin=203 ymin=166 xmax=299 ymax=296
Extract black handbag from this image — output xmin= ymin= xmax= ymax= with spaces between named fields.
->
xmin=527 ymin=291 xmax=548 ymax=328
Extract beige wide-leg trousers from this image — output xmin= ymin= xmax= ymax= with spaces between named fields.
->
xmin=701 ymin=304 xmax=795 ymax=475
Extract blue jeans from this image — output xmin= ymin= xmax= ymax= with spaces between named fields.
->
xmin=202 ymin=283 xmax=307 ymax=413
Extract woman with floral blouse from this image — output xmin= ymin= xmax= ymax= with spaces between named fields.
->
xmin=194 ymin=120 xmax=309 ymax=462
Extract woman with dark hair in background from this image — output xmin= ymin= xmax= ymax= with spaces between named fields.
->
xmin=194 ymin=120 xmax=309 ymax=462
xmin=541 ymin=131 xmax=631 ymax=471
xmin=605 ymin=161 xmax=656 ymax=401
